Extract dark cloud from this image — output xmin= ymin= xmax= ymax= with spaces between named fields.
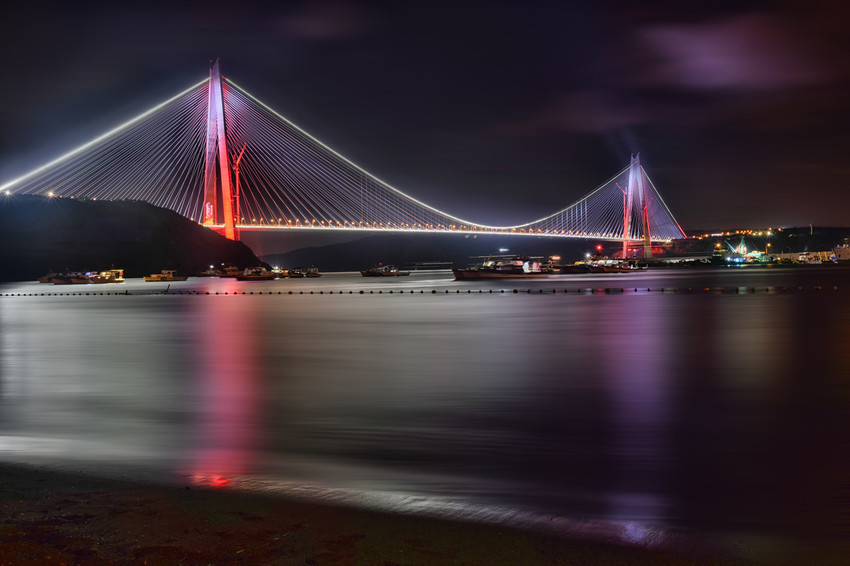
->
xmin=274 ymin=1 xmax=377 ymax=40
xmin=496 ymin=90 xmax=651 ymax=135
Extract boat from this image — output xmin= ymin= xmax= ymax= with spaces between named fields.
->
xmin=796 ymin=252 xmax=826 ymax=265
xmin=361 ymin=264 xmax=410 ymax=277
xmin=49 ymin=274 xmax=74 ymax=285
xmin=90 ymin=269 xmax=125 ymax=284
xmin=201 ymin=265 xmax=243 ymax=277
xmin=588 ymin=260 xmax=647 ymax=273
xmin=38 ymin=272 xmax=62 ymax=283
xmin=49 ymin=272 xmax=91 ymax=284
xmin=289 ymin=266 xmax=321 ymax=278
xmin=218 ymin=266 xmax=243 ymax=277
xmin=70 ymin=273 xmax=93 ymax=284
xmin=144 ymin=270 xmax=189 ymax=282
xmin=452 ymin=257 xmax=551 ymax=280
xmin=45 ymin=271 xmax=120 ymax=284
xmin=833 ymin=240 xmax=850 ymax=263
xmin=559 ymin=264 xmax=591 ymax=273
xmin=235 ymin=267 xmax=275 ymax=281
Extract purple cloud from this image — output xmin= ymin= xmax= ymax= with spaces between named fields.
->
xmin=633 ymin=14 xmax=830 ymax=91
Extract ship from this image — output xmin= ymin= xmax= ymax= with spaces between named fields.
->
xmin=144 ymin=270 xmax=189 ymax=282
xmin=452 ymin=257 xmax=551 ymax=280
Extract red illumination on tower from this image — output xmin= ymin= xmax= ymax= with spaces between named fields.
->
xmin=201 ymin=59 xmax=238 ymax=240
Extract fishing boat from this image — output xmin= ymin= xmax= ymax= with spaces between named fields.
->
xmin=69 ymin=273 xmax=93 ymax=284
xmin=452 ymin=257 xmax=551 ymax=280
xmin=288 ymin=266 xmax=321 ymax=278
xmin=361 ymin=265 xmax=410 ymax=277
xmin=144 ymin=270 xmax=189 ymax=282
xmin=38 ymin=272 xmax=62 ymax=283
xmin=235 ymin=267 xmax=275 ymax=281
xmin=49 ymin=274 xmax=74 ymax=285
xmin=90 ymin=269 xmax=125 ymax=284
xmin=218 ymin=266 xmax=243 ymax=277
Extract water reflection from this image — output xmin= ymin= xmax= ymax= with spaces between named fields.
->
xmin=0 ymin=297 xmax=197 ymax=465
xmin=185 ymin=294 xmax=263 ymax=487
xmin=0 ymin=270 xmax=848 ymax=548
xmin=601 ymin=296 xmax=673 ymax=523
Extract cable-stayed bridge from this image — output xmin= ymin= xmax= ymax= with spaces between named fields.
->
xmin=2 ymin=61 xmax=686 ymax=257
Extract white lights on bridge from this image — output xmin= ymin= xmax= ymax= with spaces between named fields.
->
xmin=1 ymin=65 xmax=686 ymax=247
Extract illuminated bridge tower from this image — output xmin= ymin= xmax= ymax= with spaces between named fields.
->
xmin=201 ymin=59 xmax=238 ymax=240
xmin=623 ymin=154 xmax=653 ymax=259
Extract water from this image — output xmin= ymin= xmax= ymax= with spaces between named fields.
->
xmin=2 ymin=267 xmax=848 ymax=557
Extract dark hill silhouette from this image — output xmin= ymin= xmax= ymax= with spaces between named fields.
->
xmin=0 ymin=196 xmax=263 ymax=282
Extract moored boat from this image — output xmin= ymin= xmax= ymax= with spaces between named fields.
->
xmin=452 ymin=257 xmax=551 ymax=280
xmin=90 ymin=269 xmax=125 ymax=284
xmin=588 ymin=260 xmax=647 ymax=273
xmin=144 ymin=270 xmax=189 ymax=282
xmin=49 ymin=272 xmax=94 ymax=284
xmin=218 ymin=266 xmax=243 ymax=277
xmin=833 ymin=239 xmax=850 ymax=263
xmin=289 ymin=266 xmax=321 ymax=278
xmin=559 ymin=264 xmax=591 ymax=274
xmin=38 ymin=272 xmax=62 ymax=283
xmin=235 ymin=267 xmax=275 ymax=281
xmin=361 ymin=265 xmax=410 ymax=277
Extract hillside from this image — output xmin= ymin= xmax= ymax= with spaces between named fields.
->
xmin=0 ymin=196 xmax=264 ymax=282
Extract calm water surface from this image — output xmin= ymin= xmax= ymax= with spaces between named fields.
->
xmin=2 ymin=267 xmax=848 ymax=557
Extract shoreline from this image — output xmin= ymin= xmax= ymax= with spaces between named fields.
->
xmin=0 ymin=462 xmax=816 ymax=565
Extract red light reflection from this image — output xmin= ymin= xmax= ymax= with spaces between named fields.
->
xmin=185 ymin=295 xmax=263 ymax=487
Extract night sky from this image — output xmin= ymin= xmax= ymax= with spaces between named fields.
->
xmin=1 ymin=0 xmax=847 ymax=230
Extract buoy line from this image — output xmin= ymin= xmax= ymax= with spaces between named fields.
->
xmin=1 ymin=285 xmax=843 ymax=297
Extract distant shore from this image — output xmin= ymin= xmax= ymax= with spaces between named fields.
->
xmin=0 ymin=461 xmax=792 ymax=565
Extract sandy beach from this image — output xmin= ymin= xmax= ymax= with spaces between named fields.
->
xmin=0 ymin=462 xmax=780 ymax=566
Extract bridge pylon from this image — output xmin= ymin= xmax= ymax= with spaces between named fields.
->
xmin=622 ymin=154 xmax=653 ymax=259
xmin=201 ymin=59 xmax=237 ymax=240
